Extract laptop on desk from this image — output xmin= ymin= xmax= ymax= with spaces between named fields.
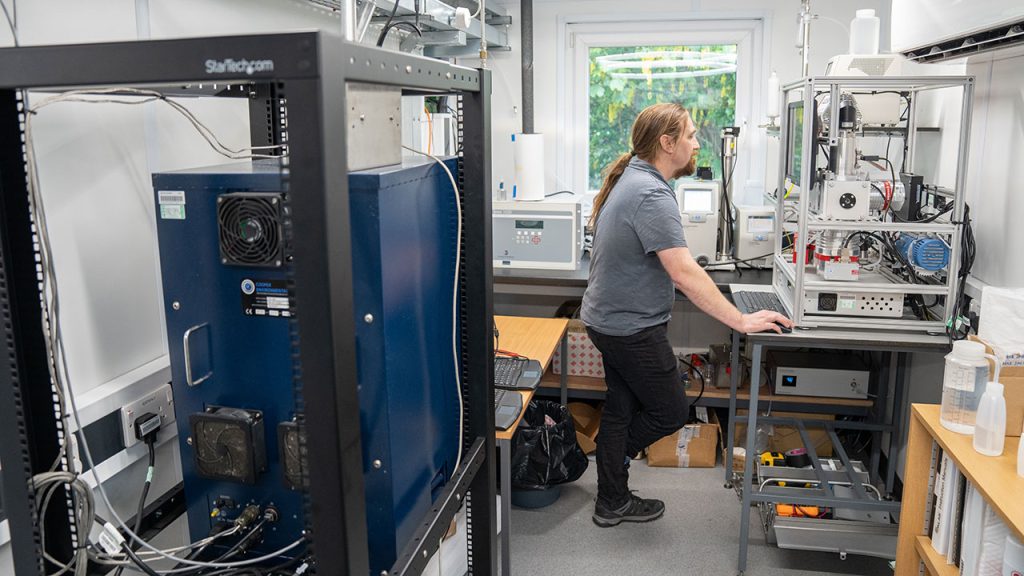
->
xmin=493 ymin=356 xmax=543 ymax=391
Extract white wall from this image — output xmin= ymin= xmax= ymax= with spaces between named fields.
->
xmin=885 ymin=1 xmax=1024 ymax=482
xmin=483 ymin=0 xmax=892 ymax=200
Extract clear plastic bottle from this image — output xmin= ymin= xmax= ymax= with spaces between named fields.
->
xmin=972 ymin=381 xmax=1006 ymax=456
xmin=940 ymin=341 xmax=1000 ymax=434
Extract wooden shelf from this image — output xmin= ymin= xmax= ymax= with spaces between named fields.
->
xmin=914 ymin=535 xmax=958 ymax=576
xmin=913 ymin=404 xmax=1024 ymax=540
xmin=538 ymin=371 xmax=873 ymax=408
xmin=897 ymin=404 xmax=1024 ymax=576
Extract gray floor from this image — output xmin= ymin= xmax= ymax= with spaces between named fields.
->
xmin=509 ymin=459 xmax=892 ymax=576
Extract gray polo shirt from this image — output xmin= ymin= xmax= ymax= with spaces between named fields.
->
xmin=581 ymin=157 xmax=687 ymax=336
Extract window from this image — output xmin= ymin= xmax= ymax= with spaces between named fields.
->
xmin=588 ymin=45 xmax=737 ymax=189
xmin=559 ymin=19 xmax=766 ymax=200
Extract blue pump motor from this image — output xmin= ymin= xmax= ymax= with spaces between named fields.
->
xmin=895 ymin=234 xmax=950 ymax=272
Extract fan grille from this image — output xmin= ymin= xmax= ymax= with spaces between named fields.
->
xmin=189 ymin=408 xmax=265 ymax=484
xmin=278 ymin=421 xmax=304 ymax=490
xmin=217 ymin=193 xmax=283 ymax=267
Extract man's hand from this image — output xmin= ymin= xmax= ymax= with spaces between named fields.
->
xmin=738 ymin=310 xmax=794 ymax=334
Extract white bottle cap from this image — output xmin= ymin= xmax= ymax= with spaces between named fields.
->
xmin=856 ymin=9 xmax=876 ymax=18
xmin=984 ymin=381 xmax=1004 ymax=396
xmin=952 ymin=340 xmax=986 ymax=360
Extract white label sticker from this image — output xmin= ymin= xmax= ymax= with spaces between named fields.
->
xmin=695 ymin=406 xmax=709 ymax=424
xmin=160 ymin=204 xmax=186 ymax=220
xmin=158 ymin=190 xmax=186 ymax=205
xmin=266 ymin=296 xmax=290 ymax=310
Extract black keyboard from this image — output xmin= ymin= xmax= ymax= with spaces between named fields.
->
xmin=494 ymin=356 xmax=527 ymax=388
xmin=732 ymin=291 xmax=792 ymax=333
xmin=494 ymin=388 xmax=522 ymax=431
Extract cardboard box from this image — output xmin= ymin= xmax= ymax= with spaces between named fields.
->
xmin=734 ymin=410 xmax=835 ymax=457
xmin=971 ymin=336 xmax=1024 ymax=437
xmin=568 ymin=401 xmax=601 ymax=454
xmin=647 ymin=408 xmax=721 ymax=468
xmin=552 ymin=319 xmax=605 ymax=378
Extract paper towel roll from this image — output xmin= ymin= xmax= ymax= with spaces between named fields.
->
xmin=513 ymin=133 xmax=545 ymax=201
xmin=979 ymin=287 xmax=1024 ymax=367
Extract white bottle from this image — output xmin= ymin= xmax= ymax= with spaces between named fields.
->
xmin=941 ymin=340 xmax=999 ymax=434
xmin=973 ymin=381 xmax=1006 ymax=456
xmin=849 ymin=9 xmax=880 ymax=55
xmin=766 ymin=71 xmax=781 ymax=121
xmin=1018 ymin=420 xmax=1024 ymax=478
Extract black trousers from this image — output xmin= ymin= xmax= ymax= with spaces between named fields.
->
xmin=586 ymin=322 xmax=689 ymax=508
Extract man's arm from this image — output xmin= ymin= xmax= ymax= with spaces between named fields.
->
xmin=657 ymin=247 xmax=793 ymax=334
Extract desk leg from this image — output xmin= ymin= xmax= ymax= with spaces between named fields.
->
xmin=725 ymin=329 xmax=741 ymax=488
xmin=499 ymin=437 xmax=512 ymax=576
xmin=887 ymin=352 xmax=909 ymax=496
xmin=737 ymin=343 xmax=762 ymax=576
xmin=560 ymin=334 xmax=569 ymax=407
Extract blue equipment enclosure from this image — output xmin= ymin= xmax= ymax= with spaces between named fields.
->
xmin=152 ymin=158 xmax=460 ymax=572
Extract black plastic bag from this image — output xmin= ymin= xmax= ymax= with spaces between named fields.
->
xmin=510 ymin=400 xmax=589 ymax=490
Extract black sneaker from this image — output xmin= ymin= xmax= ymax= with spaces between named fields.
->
xmin=592 ymin=493 xmax=665 ymax=527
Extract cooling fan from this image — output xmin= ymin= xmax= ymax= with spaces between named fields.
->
xmin=278 ymin=421 xmax=305 ymax=490
xmin=189 ymin=407 xmax=267 ymax=484
xmin=217 ymin=193 xmax=284 ymax=267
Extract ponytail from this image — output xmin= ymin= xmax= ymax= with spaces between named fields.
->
xmin=588 ymin=103 xmax=690 ymax=231
xmin=589 ymin=152 xmax=634 ymax=230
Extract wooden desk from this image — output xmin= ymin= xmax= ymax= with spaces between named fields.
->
xmin=494 ymin=315 xmax=568 ymax=441
xmin=491 ymin=315 xmax=569 ymax=576
xmin=896 ymin=404 xmax=1024 ymax=576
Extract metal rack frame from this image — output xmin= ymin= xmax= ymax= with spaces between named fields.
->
xmin=725 ymin=328 xmax=951 ymax=575
xmin=773 ymin=76 xmax=975 ymax=333
xmin=0 ymin=31 xmax=496 ymax=576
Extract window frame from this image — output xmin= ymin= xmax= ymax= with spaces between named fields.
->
xmin=557 ymin=17 xmax=768 ymax=202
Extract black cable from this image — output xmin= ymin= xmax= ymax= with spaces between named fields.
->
xmin=679 ymin=357 xmax=705 ymax=410
xmin=379 ymin=20 xmax=422 ymax=45
xmin=212 ymin=519 xmax=268 ymax=563
xmin=545 ymin=191 xmax=574 ymax=198
xmin=375 ymin=0 xmax=402 ymax=46
xmin=121 ymin=543 xmax=161 ymax=576
xmin=948 ymin=204 xmax=975 ymax=342
xmin=114 ymin=437 xmax=157 ymax=576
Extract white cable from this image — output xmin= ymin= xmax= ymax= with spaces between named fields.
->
xmin=469 ymin=0 xmax=483 ymax=18
xmin=401 ymin=145 xmax=464 ymax=477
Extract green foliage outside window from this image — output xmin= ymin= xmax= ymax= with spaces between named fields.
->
xmin=588 ymin=45 xmax=737 ymax=190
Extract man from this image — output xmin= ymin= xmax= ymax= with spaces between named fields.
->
xmin=582 ymin=103 xmax=792 ymax=527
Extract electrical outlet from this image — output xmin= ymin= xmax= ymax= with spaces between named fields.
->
xmin=121 ymin=384 xmax=175 ymax=449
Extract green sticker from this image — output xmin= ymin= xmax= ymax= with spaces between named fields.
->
xmin=160 ymin=204 xmax=186 ymax=220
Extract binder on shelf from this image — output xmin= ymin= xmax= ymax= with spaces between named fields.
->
xmin=959 ymin=481 xmax=985 ymax=576
xmin=931 ymin=452 xmax=958 ymax=556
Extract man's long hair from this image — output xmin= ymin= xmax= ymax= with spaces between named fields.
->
xmin=589 ymin=103 xmax=691 ymax=230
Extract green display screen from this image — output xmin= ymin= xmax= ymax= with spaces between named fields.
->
xmin=515 ymin=220 xmax=544 ymax=230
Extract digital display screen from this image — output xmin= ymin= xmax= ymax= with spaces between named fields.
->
xmin=515 ymin=220 xmax=544 ymax=230
xmin=782 ymin=375 xmax=797 ymax=387
xmin=682 ymin=189 xmax=713 ymax=212
xmin=748 ymin=216 xmax=774 ymax=233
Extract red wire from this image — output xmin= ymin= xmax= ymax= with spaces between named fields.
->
xmin=495 ymin=349 xmax=527 ymax=359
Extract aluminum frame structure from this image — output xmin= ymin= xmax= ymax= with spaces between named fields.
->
xmin=773 ymin=76 xmax=975 ymax=333
xmin=725 ymin=328 xmax=950 ymax=575
xmin=0 ymin=31 xmax=496 ymax=576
